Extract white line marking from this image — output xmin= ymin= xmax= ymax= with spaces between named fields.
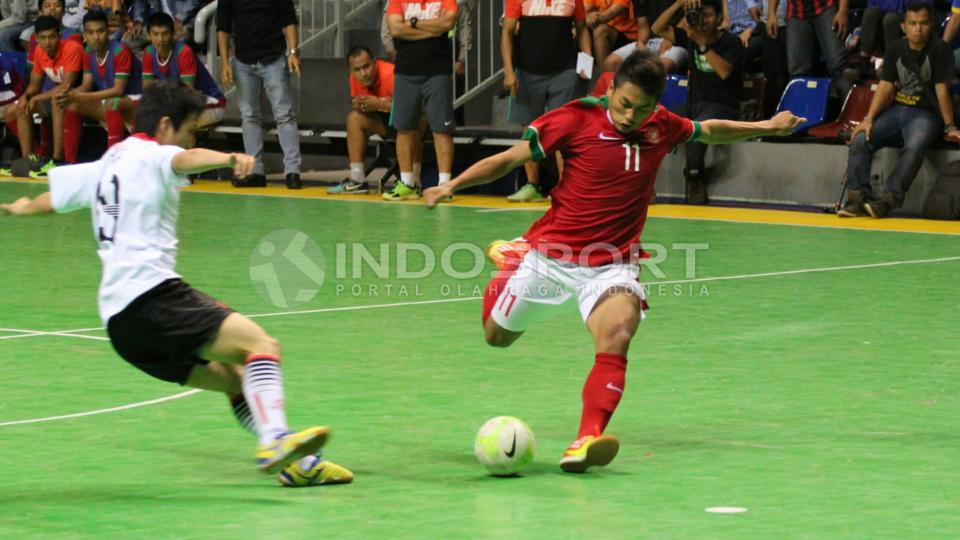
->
xmin=0 ymin=389 xmax=202 ymax=427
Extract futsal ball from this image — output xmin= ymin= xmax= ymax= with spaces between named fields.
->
xmin=474 ymin=416 xmax=536 ymax=476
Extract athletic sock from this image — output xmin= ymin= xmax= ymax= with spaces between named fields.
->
xmin=242 ymin=354 xmax=289 ymax=446
xmin=438 ymin=172 xmax=452 ymax=185
xmin=63 ymin=111 xmax=81 ymax=163
xmin=105 ymin=109 xmax=125 ymax=148
xmin=412 ymin=162 xmax=422 ymax=184
xmin=400 ymin=171 xmax=416 ymax=188
xmin=230 ymin=392 xmax=320 ymax=467
xmin=349 ymin=162 xmax=364 ymax=183
xmin=35 ymin=121 xmax=51 ymax=157
xmin=5 ymin=119 xmax=17 ymax=138
xmin=577 ymin=353 xmax=627 ymax=438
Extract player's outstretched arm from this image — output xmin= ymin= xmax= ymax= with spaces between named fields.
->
xmin=698 ymin=111 xmax=806 ymax=144
xmin=172 ymin=149 xmax=256 ymax=178
xmin=0 ymin=192 xmax=53 ymax=216
xmin=423 ymin=141 xmax=533 ymax=209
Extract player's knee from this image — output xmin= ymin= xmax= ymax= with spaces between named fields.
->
xmin=250 ymin=334 xmax=282 ymax=358
xmin=599 ymin=318 xmax=637 ymax=351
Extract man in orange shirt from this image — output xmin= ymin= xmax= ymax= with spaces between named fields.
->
xmin=585 ymin=0 xmax=639 ymax=67
xmin=1 ymin=16 xmax=82 ymax=179
xmin=329 ymin=45 xmax=423 ymax=195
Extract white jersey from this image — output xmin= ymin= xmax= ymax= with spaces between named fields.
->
xmin=48 ymin=134 xmax=187 ymax=324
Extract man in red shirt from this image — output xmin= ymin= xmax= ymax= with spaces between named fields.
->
xmin=424 ymin=50 xmax=803 ymax=473
xmin=328 ymin=44 xmax=423 ymax=195
xmin=1 ymin=16 xmax=82 ymax=178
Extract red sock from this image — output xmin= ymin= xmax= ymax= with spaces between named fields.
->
xmin=577 ymin=353 xmax=627 ymax=438
xmin=105 ymin=110 xmax=125 ymax=148
xmin=35 ymin=121 xmax=51 ymax=157
xmin=63 ymin=111 xmax=81 ymax=163
xmin=6 ymin=119 xmax=17 ymax=138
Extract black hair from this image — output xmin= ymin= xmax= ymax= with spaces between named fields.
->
xmin=347 ymin=45 xmax=374 ymax=61
xmin=134 ymin=81 xmax=206 ymax=136
xmin=612 ymin=49 xmax=665 ymax=99
xmin=37 ymin=0 xmax=65 ymax=10
xmin=82 ymin=10 xmax=109 ymax=28
xmin=146 ymin=12 xmax=175 ymax=33
xmin=904 ymin=1 xmax=931 ymax=16
xmin=34 ymin=15 xmax=61 ymax=35
xmin=698 ymin=0 xmax=723 ymax=15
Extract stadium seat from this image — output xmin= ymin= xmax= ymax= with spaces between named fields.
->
xmin=661 ymin=74 xmax=688 ymax=111
xmin=807 ymin=82 xmax=877 ymax=141
xmin=774 ymin=77 xmax=831 ymax=133
xmin=740 ymin=75 xmax=767 ymax=121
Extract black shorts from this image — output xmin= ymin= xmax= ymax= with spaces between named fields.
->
xmin=106 ymin=279 xmax=233 ymax=385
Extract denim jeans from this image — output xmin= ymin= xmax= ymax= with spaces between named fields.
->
xmin=845 ymin=104 xmax=941 ymax=202
xmin=683 ymin=100 xmax=740 ymax=173
xmin=786 ymin=7 xmax=851 ymax=98
xmin=234 ymin=55 xmax=301 ymax=175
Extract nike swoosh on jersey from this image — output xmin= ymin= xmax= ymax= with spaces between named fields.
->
xmin=598 ymin=132 xmax=622 ymax=140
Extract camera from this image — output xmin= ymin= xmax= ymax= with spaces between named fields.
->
xmin=685 ymin=8 xmax=702 ymax=26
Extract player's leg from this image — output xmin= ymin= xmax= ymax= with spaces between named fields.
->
xmin=508 ymin=71 xmax=547 ymax=201
xmin=384 ymin=74 xmax=422 ymax=199
xmin=422 ymin=73 xmax=455 ymax=186
xmin=12 ymin=99 xmax=33 ymax=157
xmin=63 ymin=100 xmax=103 ymax=163
xmin=333 ymin=110 xmax=383 ymax=193
xmin=50 ymin=98 xmax=66 ymax=162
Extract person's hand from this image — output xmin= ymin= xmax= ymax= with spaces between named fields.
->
xmin=832 ymin=9 xmax=848 ymax=38
xmin=220 ymin=63 xmax=234 ymax=87
xmin=686 ymin=24 xmax=707 ymax=46
xmin=358 ymin=94 xmax=368 ymax=113
xmin=423 ymin=184 xmax=454 ymax=209
xmin=55 ymin=89 xmax=76 ymax=107
xmin=658 ymin=38 xmax=673 ymax=55
xmin=0 ymin=197 xmax=31 ymax=215
xmin=683 ymin=0 xmax=702 ymax=10
xmin=455 ymin=60 xmax=465 ymax=76
xmin=945 ymin=126 xmax=960 ymax=143
xmin=351 ymin=95 xmax=362 ymax=112
xmin=767 ymin=110 xmax=806 ymax=136
xmin=16 ymin=97 xmax=30 ymax=118
xmin=228 ymin=153 xmax=256 ymax=179
xmin=849 ymin=117 xmax=872 ymax=143
xmin=766 ymin=13 xmax=779 ymax=38
xmin=586 ymin=11 xmax=602 ymax=28
xmin=503 ymin=70 xmax=518 ymax=97
xmin=287 ymin=53 xmax=301 ymax=76
xmin=739 ymin=27 xmax=752 ymax=47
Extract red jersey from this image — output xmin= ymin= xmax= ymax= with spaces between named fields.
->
xmin=523 ymin=96 xmax=697 ymax=266
xmin=26 ymin=31 xmax=83 ymax=66
xmin=349 ymin=59 xmax=395 ymax=99
xmin=32 ymin=39 xmax=83 ymax=84
xmin=142 ymin=46 xmax=197 ymax=80
xmin=82 ymin=44 xmax=133 ymax=80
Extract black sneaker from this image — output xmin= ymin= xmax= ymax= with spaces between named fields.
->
xmin=864 ymin=193 xmax=897 ymax=219
xmin=232 ymin=173 xmax=267 ymax=188
xmin=286 ymin=173 xmax=302 ymax=190
xmin=837 ymin=190 xmax=867 ymax=218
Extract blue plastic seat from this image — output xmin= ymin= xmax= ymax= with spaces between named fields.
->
xmin=774 ymin=77 xmax=831 ymax=133
xmin=661 ymin=74 xmax=688 ymax=111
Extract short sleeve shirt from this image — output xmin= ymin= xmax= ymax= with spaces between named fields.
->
xmin=32 ymin=39 xmax=83 ymax=84
xmin=350 ymin=59 xmax=395 ymax=98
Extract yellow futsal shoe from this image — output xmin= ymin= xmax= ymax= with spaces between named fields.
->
xmin=559 ymin=433 xmax=620 ymax=473
xmin=278 ymin=455 xmax=355 ymax=487
xmin=255 ymin=426 xmax=330 ymax=474
xmin=486 ymin=238 xmax=530 ymax=271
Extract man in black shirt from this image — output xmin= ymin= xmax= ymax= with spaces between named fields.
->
xmin=653 ymin=0 xmax=745 ymax=204
xmin=840 ymin=2 xmax=960 ymax=218
xmin=217 ymin=0 xmax=302 ymax=190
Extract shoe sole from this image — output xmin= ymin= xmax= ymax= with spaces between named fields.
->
xmin=836 ymin=209 xmax=865 ymax=218
xmin=864 ymin=203 xmax=884 ymax=218
xmin=328 ymin=189 xmax=369 ymax=195
xmin=559 ymin=434 xmax=620 ymax=473
xmin=259 ymin=427 xmax=330 ymax=475
xmin=382 ymin=195 xmax=421 ymax=201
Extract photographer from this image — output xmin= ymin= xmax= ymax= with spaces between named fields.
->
xmin=653 ymin=0 xmax=745 ymax=204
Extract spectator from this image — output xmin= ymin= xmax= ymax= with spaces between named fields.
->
xmin=25 ymin=0 xmax=83 ymax=73
xmin=144 ymin=13 xmax=224 ymax=129
xmin=585 ymin=0 xmax=639 ymax=67
xmin=768 ymin=0 xmax=851 ymax=99
xmin=217 ymin=0 xmax=302 ymax=189
xmin=762 ymin=0 xmax=789 ymax=115
xmin=726 ymin=0 xmax=763 ymax=62
xmin=385 ymin=0 xmax=458 ymax=201
xmin=328 ymin=45 xmax=423 ymax=195
xmin=654 ymin=0 xmax=745 ymax=204
xmin=383 ymin=0 xmax=475 ymax=69
xmin=1 ymin=16 xmax=82 ymax=178
xmin=839 ymin=2 xmax=960 ymax=218
xmin=859 ymin=0 xmax=905 ymax=58
xmin=501 ymin=0 xmax=591 ymax=202
xmin=56 ymin=9 xmax=140 ymax=162
xmin=0 ymin=51 xmax=22 ymax=114
xmin=130 ymin=0 xmax=203 ymax=40
xmin=0 ymin=0 xmax=37 ymax=51
xmin=940 ymin=0 xmax=960 ymax=71
xmin=603 ymin=0 xmax=689 ymax=74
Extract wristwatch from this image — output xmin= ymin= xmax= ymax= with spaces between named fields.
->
xmin=286 ymin=47 xmax=299 ymax=57
xmin=410 ymin=16 xmax=419 ymax=28
xmin=698 ymin=42 xmax=712 ymax=54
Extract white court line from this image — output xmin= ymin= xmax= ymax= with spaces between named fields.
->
xmin=0 ymin=389 xmax=203 ymax=427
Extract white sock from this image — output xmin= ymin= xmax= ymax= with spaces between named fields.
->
xmin=400 ymin=171 xmax=416 ymax=188
xmin=413 ymin=162 xmax=422 ymax=184
xmin=242 ymin=356 xmax=289 ymax=446
xmin=438 ymin=172 xmax=452 ymax=185
xmin=349 ymin=163 xmax=364 ymax=183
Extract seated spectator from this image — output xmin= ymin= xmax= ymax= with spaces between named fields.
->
xmin=25 ymin=0 xmax=83 ymax=73
xmin=143 ymin=12 xmax=224 ymax=128
xmin=603 ymin=0 xmax=689 ymax=74
xmin=0 ymin=51 xmax=23 ymax=113
xmin=0 ymin=0 xmax=37 ymax=52
xmin=769 ymin=0 xmax=851 ymax=99
xmin=129 ymin=0 xmax=202 ymax=40
xmin=654 ymin=0 xmax=745 ymax=204
xmin=840 ymin=2 xmax=960 ymax=218
xmin=725 ymin=0 xmax=762 ymax=63
xmin=56 ymin=10 xmax=140 ymax=162
xmin=859 ymin=0 xmax=905 ymax=59
xmin=328 ymin=45 xmax=424 ymax=195
xmin=585 ymin=0 xmax=639 ymax=68
xmin=1 ymin=16 xmax=82 ymax=177
xmin=940 ymin=0 xmax=960 ymax=72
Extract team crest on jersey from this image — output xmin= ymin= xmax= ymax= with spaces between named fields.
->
xmin=520 ymin=0 xmax=578 ymax=16
xmin=644 ymin=127 xmax=660 ymax=144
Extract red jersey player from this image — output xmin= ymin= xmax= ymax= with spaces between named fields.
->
xmin=424 ymin=50 xmax=803 ymax=473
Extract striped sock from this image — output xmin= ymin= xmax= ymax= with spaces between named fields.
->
xmin=229 ymin=393 xmax=321 ymax=467
xmin=242 ymin=355 xmax=289 ymax=446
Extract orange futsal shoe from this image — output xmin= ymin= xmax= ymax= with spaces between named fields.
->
xmin=559 ymin=433 xmax=620 ymax=473
xmin=486 ymin=239 xmax=531 ymax=271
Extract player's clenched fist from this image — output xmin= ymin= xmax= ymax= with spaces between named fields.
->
xmin=229 ymin=153 xmax=256 ymax=179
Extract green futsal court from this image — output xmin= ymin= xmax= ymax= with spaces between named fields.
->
xmin=1 ymin=181 xmax=958 ymax=539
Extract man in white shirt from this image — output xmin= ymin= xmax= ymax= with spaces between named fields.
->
xmin=1 ymin=82 xmax=354 ymax=488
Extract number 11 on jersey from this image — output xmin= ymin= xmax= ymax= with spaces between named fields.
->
xmin=622 ymin=143 xmax=641 ymax=172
